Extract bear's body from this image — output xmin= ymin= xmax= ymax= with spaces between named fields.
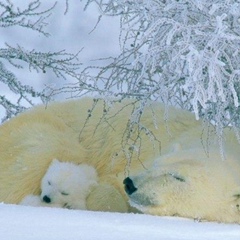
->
xmin=20 ymin=159 xmax=98 ymax=209
xmin=0 ymin=97 xmax=240 ymax=223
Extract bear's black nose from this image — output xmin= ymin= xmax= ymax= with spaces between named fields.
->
xmin=123 ymin=177 xmax=137 ymax=195
xmin=43 ymin=195 xmax=51 ymax=203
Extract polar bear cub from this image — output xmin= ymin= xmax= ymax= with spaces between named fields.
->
xmin=20 ymin=159 xmax=98 ymax=209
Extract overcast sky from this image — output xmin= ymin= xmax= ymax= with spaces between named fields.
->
xmin=0 ymin=0 xmax=120 ymax=106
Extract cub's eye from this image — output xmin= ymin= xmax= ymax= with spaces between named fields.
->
xmin=48 ymin=181 xmax=51 ymax=185
xmin=61 ymin=192 xmax=69 ymax=196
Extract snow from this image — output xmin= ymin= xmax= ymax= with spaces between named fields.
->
xmin=1 ymin=203 xmax=240 ymax=240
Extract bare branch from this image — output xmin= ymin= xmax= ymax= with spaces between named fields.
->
xmin=0 ymin=1 xmax=83 ymax=121
xmin=0 ymin=0 xmax=57 ymax=36
xmin=79 ymin=0 xmax=240 ymax=132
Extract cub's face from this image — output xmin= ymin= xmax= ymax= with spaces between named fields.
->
xmin=41 ymin=175 xmax=74 ymax=208
xmin=40 ymin=159 xmax=98 ymax=209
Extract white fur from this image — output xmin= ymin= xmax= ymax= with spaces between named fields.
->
xmin=4 ymin=97 xmax=240 ymax=223
xmin=20 ymin=159 xmax=98 ymax=209
xmin=20 ymin=195 xmax=62 ymax=208
xmin=126 ymin=134 xmax=240 ymax=223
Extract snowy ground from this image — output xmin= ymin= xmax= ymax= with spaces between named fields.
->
xmin=1 ymin=203 xmax=240 ymax=240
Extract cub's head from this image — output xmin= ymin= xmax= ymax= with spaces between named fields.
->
xmin=41 ymin=159 xmax=98 ymax=209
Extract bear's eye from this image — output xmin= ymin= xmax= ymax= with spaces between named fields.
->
xmin=173 ymin=175 xmax=185 ymax=182
xmin=48 ymin=181 xmax=51 ymax=185
xmin=61 ymin=192 xmax=69 ymax=196
xmin=168 ymin=172 xmax=185 ymax=182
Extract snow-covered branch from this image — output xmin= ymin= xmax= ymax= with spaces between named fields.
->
xmin=81 ymin=0 xmax=240 ymax=130
xmin=0 ymin=0 xmax=56 ymax=36
xmin=0 ymin=1 xmax=82 ymax=121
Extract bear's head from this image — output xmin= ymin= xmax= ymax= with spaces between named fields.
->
xmin=123 ymin=146 xmax=240 ymax=223
xmin=41 ymin=159 xmax=98 ymax=209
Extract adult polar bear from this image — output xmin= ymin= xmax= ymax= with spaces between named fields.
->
xmin=0 ymin=97 xmax=240 ymax=223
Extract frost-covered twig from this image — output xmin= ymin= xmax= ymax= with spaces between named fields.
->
xmin=0 ymin=60 xmax=50 ymax=121
xmin=0 ymin=1 xmax=84 ymax=121
xmin=0 ymin=44 xmax=82 ymax=120
xmin=0 ymin=0 xmax=56 ymax=36
xmin=80 ymin=0 xmax=240 ymax=131
xmin=1 ymin=44 xmax=82 ymax=79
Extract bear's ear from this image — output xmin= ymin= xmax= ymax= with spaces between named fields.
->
xmin=171 ymin=143 xmax=182 ymax=153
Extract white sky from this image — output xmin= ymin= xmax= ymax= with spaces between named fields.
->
xmin=0 ymin=0 xmax=120 ymax=119
xmin=0 ymin=1 xmax=120 ymax=103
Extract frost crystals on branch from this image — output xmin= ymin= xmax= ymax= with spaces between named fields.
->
xmin=0 ymin=0 xmax=56 ymax=36
xmin=80 ymin=0 xmax=240 ymax=130
xmin=0 ymin=1 xmax=82 ymax=121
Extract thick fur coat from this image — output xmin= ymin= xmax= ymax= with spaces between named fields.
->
xmin=1 ymin=97 xmax=240 ymax=223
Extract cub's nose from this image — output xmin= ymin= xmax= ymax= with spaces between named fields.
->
xmin=123 ymin=177 xmax=137 ymax=195
xmin=43 ymin=195 xmax=51 ymax=203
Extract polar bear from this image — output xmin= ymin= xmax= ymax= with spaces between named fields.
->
xmin=0 ymin=97 xmax=240 ymax=223
xmin=123 ymin=140 xmax=240 ymax=223
xmin=0 ymin=97 xmax=199 ymax=210
xmin=20 ymin=159 xmax=98 ymax=209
